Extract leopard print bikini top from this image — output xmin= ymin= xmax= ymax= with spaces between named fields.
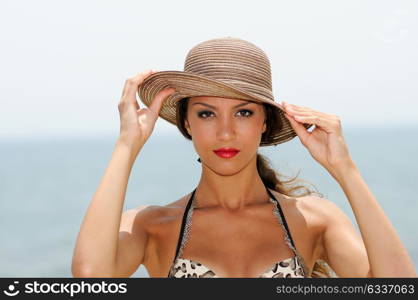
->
xmin=167 ymin=187 xmax=311 ymax=278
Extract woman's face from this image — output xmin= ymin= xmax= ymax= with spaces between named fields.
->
xmin=185 ymin=96 xmax=266 ymax=175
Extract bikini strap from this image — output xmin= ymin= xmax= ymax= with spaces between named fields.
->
xmin=266 ymin=188 xmax=297 ymax=249
xmin=168 ymin=188 xmax=196 ymax=276
xmin=266 ymin=187 xmax=311 ymax=277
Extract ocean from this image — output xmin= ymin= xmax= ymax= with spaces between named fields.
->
xmin=1 ymin=126 xmax=417 ymax=277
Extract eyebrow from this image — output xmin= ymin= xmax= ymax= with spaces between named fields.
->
xmin=192 ymin=100 xmax=254 ymax=109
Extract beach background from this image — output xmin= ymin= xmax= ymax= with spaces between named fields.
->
xmin=1 ymin=0 xmax=417 ymax=277
xmin=1 ymin=127 xmax=417 ymax=277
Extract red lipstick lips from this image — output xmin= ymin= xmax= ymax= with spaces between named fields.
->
xmin=213 ymin=147 xmax=240 ymax=158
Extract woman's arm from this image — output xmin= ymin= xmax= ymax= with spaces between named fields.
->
xmin=311 ymin=195 xmax=370 ymax=277
xmin=281 ymin=101 xmax=416 ymax=277
xmin=71 ymin=140 xmax=146 ymax=277
xmin=71 ymin=70 xmax=176 ymax=277
xmin=328 ymin=162 xmax=416 ymax=277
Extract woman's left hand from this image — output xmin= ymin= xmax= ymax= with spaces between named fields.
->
xmin=280 ymin=101 xmax=356 ymax=177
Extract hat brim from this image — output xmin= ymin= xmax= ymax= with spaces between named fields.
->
xmin=138 ymin=71 xmax=314 ymax=146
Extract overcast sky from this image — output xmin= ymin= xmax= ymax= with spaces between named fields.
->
xmin=1 ymin=0 xmax=417 ymax=139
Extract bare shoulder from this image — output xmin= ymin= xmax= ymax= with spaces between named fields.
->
xmin=274 ymin=191 xmax=331 ymax=217
xmin=283 ymin=193 xmax=352 ymax=245
xmin=298 ymin=195 xmax=339 ymax=218
xmin=123 ymin=194 xmax=192 ymax=273
xmin=297 ymin=194 xmax=347 ymax=223
xmin=297 ymin=194 xmax=358 ymax=237
xmin=275 ymin=191 xmax=339 ymax=230
xmin=122 ymin=193 xmax=191 ymax=232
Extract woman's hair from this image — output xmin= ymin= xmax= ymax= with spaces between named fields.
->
xmin=175 ymin=97 xmax=337 ymax=278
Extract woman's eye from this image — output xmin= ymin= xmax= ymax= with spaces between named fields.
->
xmin=236 ymin=109 xmax=253 ymax=117
xmin=197 ymin=109 xmax=253 ymax=119
xmin=197 ymin=110 xmax=214 ymax=118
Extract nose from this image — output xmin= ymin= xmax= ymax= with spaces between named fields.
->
xmin=216 ymin=115 xmax=236 ymax=142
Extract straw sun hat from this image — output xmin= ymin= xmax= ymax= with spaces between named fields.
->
xmin=138 ymin=36 xmax=314 ymax=146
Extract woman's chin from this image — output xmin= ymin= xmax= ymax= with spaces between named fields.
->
xmin=202 ymin=160 xmax=248 ymax=177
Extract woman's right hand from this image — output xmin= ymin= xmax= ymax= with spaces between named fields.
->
xmin=117 ymin=70 xmax=176 ymax=152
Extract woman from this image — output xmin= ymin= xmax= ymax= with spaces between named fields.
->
xmin=71 ymin=37 xmax=416 ymax=278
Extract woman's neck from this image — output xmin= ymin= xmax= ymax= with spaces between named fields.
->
xmin=195 ymin=156 xmax=270 ymax=211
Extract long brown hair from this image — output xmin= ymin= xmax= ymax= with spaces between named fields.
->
xmin=175 ymin=97 xmax=337 ymax=278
